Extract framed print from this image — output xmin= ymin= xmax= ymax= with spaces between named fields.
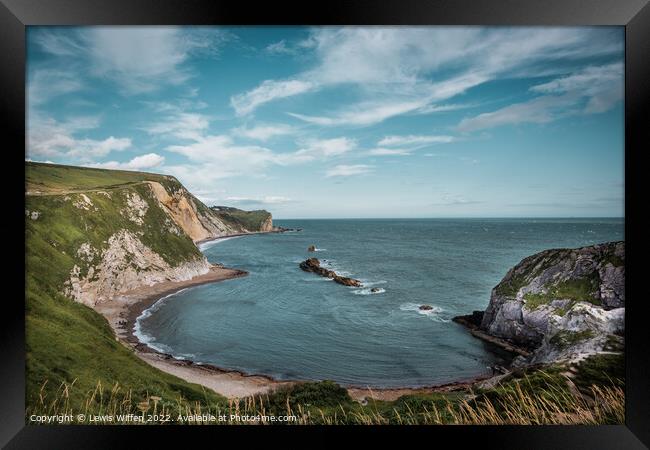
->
xmin=1 ymin=0 xmax=648 ymax=447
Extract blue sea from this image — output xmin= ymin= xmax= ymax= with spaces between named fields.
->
xmin=136 ymin=218 xmax=624 ymax=388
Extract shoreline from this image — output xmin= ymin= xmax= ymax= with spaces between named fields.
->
xmin=95 ymin=264 xmax=301 ymax=399
xmin=195 ymin=227 xmax=300 ymax=246
xmin=95 ymin=231 xmax=503 ymax=402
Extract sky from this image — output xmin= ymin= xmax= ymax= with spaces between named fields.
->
xmin=26 ymin=26 xmax=624 ymax=219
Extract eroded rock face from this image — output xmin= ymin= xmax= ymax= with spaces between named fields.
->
xmin=64 ymin=230 xmax=210 ymax=307
xmin=259 ymin=214 xmax=273 ymax=232
xmin=299 ymin=258 xmax=362 ymax=287
xmin=147 ymin=182 xmax=240 ymax=242
xmin=479 ymin=241 xmax=624 ymax=363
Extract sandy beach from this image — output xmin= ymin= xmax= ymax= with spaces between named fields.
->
xmin=95 ymin=264 xmax=300 ymax=399
xmin=95 ymin=261 xmax=496 ymax=402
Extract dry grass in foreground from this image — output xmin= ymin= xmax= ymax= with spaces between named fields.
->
xmin=26 ymin=374 xmax=624 ymax=425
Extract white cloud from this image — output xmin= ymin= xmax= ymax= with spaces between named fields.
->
xmin=89 ymin=153 xmax=165 ymax=170
xmin=378 ymin=135 xmax=454 ymax=147
xmin=325 ymin=164 xmax=373 ymax=177
xmin=166 ymin=132 xmax=356 ymax=177
xmin=27 ymin=115 xmax=131 ymax=160
xmin=67 ymin=136 xmax=132 ymax=158
xmin=166 ymin=135 xmax=278 ymax=179
xmin=233 ymin=123 xmax=296 ymax=141
xmin=231 ymin=79 xmax=315 ymax=116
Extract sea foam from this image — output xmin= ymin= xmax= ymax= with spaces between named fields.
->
xmin=352 ymin=287 xmax=386 ymax=295
xmin=133 ymin=288 xmax=189 ymax=354
xmin=198 ymin=235 xmax=242 ymax=251
xmin=399 ymin=303 xmax=450 ymax=322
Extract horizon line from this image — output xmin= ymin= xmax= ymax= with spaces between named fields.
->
xmin=272 ymin=216 xmax=625 ymax=221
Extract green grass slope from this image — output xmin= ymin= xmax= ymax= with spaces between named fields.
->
xmin=210 ymin=206 xmax=272 ymax=232
xmin=25 ymin=162 xmax=227 ymax=413
xmin=26 ymin=161 xmax=180 ymax=194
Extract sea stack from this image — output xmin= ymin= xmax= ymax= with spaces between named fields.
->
xmin=308 ymin=245 xmax=316 ymax=252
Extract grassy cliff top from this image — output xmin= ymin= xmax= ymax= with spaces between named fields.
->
xmin=26 ymin=161 xmax=179 ymax=194
xmin=210 ymin=206 xmax=271 ymax=231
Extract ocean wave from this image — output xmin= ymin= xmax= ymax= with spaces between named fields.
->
xmin=399 ymin=303 xmax=450 ymax=322
xmin=133 ymin=289 xmax=189 ymax=354
xmin=302 ymin=277 xmax=333 ymax=282
xmin=198 ymin=235 xmax=242 ymax=251
xmin=353 ymin=287 xmax=386 ymax=295
xmin=313 ymin=248 xmax=327 ymax=252
xmin=319 ymin=259 xmax=354 ymax=277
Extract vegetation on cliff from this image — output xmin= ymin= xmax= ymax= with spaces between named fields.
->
xmin=209 ymin=206 xmax=273 ymax=233
xmin=25 ymin=162 xmax=273 ymax=412
xmin=478 ymin=242 xmax=624 ymax=363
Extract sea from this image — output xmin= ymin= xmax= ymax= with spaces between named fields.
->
xmin=135 ymin=218 xmax=624 ymax=388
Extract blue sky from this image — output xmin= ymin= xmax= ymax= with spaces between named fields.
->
xmin=26 ymin=26 xmax=624 ymax=219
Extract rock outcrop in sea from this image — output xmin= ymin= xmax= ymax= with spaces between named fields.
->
xmin=299 ymin=258 xmax=362 ymax=287
xmin=454 ymin=241 xmax=625 ymax=365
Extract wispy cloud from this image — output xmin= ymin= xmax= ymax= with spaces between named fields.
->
xmin=265 ymin=40 xmax=297 ymax=55
xmin=325 ymin=164 xmax=374 ymax=177
xmin=530 ymin=62 xmax=623 ymax=114
xmin=144 ymin=112 xmax=210 ymax=141
xmin=233 ymin=27 xmax=622 ymax=126
xmin=288 ymin=137 xmax=356 ymax=161
xmin=231 ymin=79 xmax=315 ymax=117
xmin=430 ymin=193 xmax=483 ymax=206
xmin=28 ymin=69 xmax=85 ymax=105
xmin=367 ymin=148 xmax=412 ymax=156
xmin=458 ymin=62 xmax=623 ymax=132
xmin=457 ymin=94 xmax=578 ymax=132
xmin=288 ymin=99 xmax=428 ymax=127
xmin=378 ymin=135 xmax=454 ymax=147
xmin=224 ymin=195 xmax=293 ymax=206
xmin=232 ymin=123 xmax=296 ymax=141
xmin=32 ymin=27 xmax=232 ymax=95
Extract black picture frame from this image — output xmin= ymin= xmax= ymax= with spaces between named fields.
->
xmin=2 ymin=0 xmax=648 ymax=447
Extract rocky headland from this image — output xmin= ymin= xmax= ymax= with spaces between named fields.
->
xmin=454 ymin=241 xmax=625 ymax=366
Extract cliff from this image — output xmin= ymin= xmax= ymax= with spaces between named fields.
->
xmin=26 ymin=162 xmax=272 ymax=308
xmin=209 ymin=206 xmax=274 ymax=233
xmin=25 ymin=162 xmax=266 ymax=407
xmin=462 ymin=242 xmax=624 ymax=365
